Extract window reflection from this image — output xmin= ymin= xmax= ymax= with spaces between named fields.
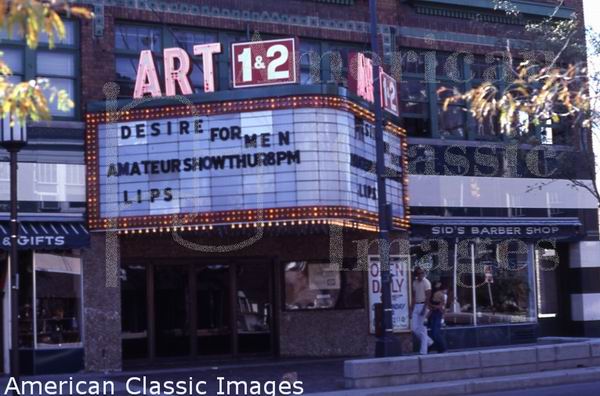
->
xmin=284 ymin=260 xmax=364 ymax=310
xmin=411 ymin=240 xmax=536 ymax=327
xmin=34 ymin=252 xmax=82 ymax=348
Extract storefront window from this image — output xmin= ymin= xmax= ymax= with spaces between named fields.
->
xmin=411 ymin=239 xmax=536 ymax=327
xmin=535 ymin=242 xmax=560 ymax=318
xmin=34 ymin=252 xmax=82 ymax=348
xmin=284 ymin=260 xmax=364 ymax=310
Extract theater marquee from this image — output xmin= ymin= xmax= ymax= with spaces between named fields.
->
xmin=86 ymin=96 xmax=409 ymax=232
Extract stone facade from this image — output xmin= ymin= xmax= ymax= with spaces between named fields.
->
xmin=82 ymin=232 xmax=122 ymax=372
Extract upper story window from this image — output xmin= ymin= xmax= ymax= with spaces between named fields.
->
xmin=115 ymin=24 xmax=163 ymax=98
xmin=0 ymin=20 xmax=79 ymax=119
xmin=115 ymin=23 xmax=246 ymax=97
xmin=399 ymin=49 xmax=509 ymax=141
xmin=172 ymin=29 xmax=219 ymax=93
xmin=114 ymin=22 xmax=367 ymax=97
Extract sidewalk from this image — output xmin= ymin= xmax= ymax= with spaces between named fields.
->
xmin=305 ymin=366 xmax=600 ymax=396
xmin=0 ymin=357 xmax=347 ymax=395
xmin=0 ymin=340 xmax=597 ymax=396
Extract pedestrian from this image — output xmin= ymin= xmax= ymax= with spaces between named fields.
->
xmin=429 ymin=281 xmax=448 ymax=353
xmin=410 ymin=266 xmax=433 ymax=355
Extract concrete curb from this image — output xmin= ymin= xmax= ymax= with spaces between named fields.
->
xmin=305 ymin=366 xmax=600 ymax=396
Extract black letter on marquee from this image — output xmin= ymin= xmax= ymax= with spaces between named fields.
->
xmin=121 ymin=126 xmax=132 ymax=139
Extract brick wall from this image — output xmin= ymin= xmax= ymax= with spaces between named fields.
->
xmin=80 ymin=0 xmax=583 ymax=105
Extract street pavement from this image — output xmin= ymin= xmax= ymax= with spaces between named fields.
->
xmin=0 ymin=357 xmax=347 ymax=395
xmin=472 ymin=380 xmax=600 ymax=396
xmin=2 ymin=357 xmax=600 ymax=395
xmin=114 ymin=357 xmax=346 ymax=395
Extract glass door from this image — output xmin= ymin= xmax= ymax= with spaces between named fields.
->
xmin=154 ymin=265 xmax=190 ymax=357
xmin=235 ymin=262 xmax=272 ymax=354
xmin=196 ymin=264 xmax=232 ymax=356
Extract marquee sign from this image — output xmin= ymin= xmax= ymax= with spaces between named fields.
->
xmin=134 ymin=38 xmax=298 ymax=98
xmin=86 ymin=95 xmax=409 ymax=231
xmin=232 ymin=38 xmax=297 ymax=88
xmin=132 ymin=38 xmax=399 ymax=116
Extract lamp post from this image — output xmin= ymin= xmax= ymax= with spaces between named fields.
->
xmin=369 ymin=0 xmax=402 ymax=357
xmin=0 ymin=115 xmax=27 ymax=379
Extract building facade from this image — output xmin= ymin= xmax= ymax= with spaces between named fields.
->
xmin=0 ymin=0 xmax=598 ymax=374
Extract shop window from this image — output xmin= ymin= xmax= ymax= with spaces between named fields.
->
xmin=18 ymin=251 xmax=83 ymax=349
xmin=0 ymin=20 xmax=79 ymax=118
xmin=284 ymin=260 xmax=364 ymax=310
xmin=411 ymin=239 xmax=536 ymax=327
xmin=535 ymin=242 xmax=559 ymax=318
xmin=34 ymin=252 xmax=82 ymax=347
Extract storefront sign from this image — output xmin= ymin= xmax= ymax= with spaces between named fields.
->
xmin=232 ymin=38 xmax=297 ymax=88
xmin=349 ymin=53 xmax=400 ymax=117
xmin=419 ymin=224 xmax=579 ymax=239
xmin=134 ymin=38 xmax=297 ymax=97
xmin=87 ymin=96 xmax=409 ymax=230
xmin=0 ymin=222 xmax=89 ymax=250
xmin=380 ymin=71 xmax=399 ymax=117
xmin=132 ymin=38 xmax=399 ymax=114
xmin=368 ymin=255 xmax=410 ymax=333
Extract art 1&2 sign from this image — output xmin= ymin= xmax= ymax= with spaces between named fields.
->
xmin=132 ymin=37 xmax=399 ymax=116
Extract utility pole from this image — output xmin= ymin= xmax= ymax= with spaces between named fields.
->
xmin=369 ymin=0 xmax=402 ymax=357
xmin=0 ymin=116 xmax=27 ymax=381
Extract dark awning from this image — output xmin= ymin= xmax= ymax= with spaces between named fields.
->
xmin=411 ymin=217 xmax=583 ymax=240
xmin=0 ymin=222 xmax=89 ymax=250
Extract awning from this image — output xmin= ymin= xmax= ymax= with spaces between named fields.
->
xmin=410 ymin=217 xmax=583 ymax=240
xmin=0 ymin=222 xmax=89 ymax=250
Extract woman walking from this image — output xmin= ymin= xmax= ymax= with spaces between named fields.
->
xmin=429 ymin=281 xmax=448 ymax=353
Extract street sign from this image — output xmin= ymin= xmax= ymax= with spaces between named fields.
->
xmin=380 ymin=70 xmax=399 ymax=117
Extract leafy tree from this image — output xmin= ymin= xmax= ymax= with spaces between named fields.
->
xmin=0 ymin=0 xmax=91 ymax=123
xmin=442 ymin=0 xmax=600 ymax=204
